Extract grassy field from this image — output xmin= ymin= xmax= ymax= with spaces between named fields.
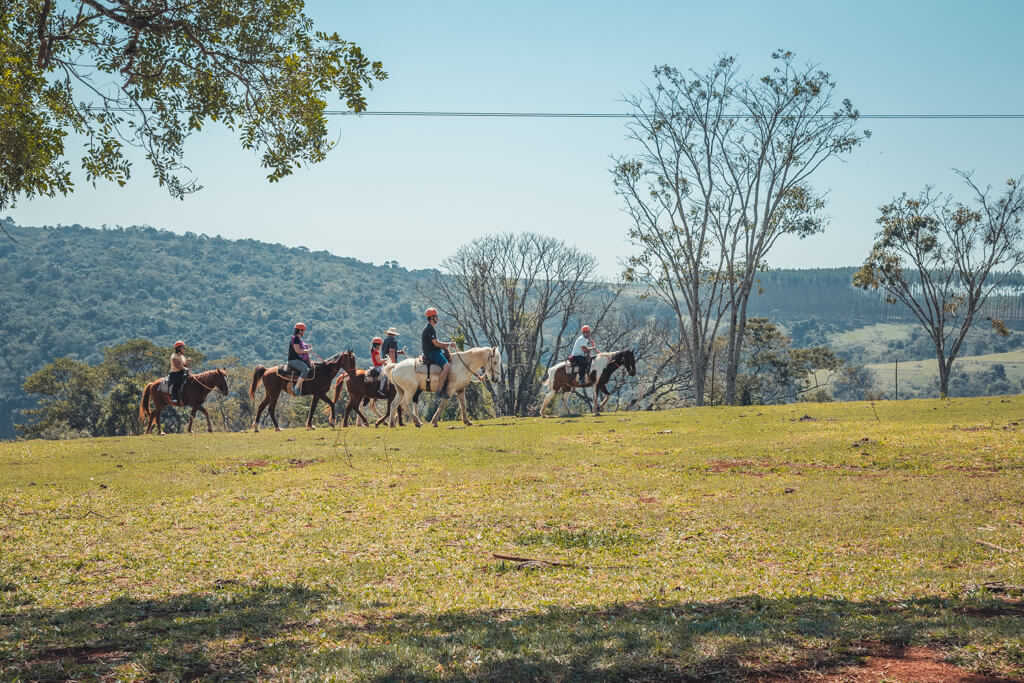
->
xmin=867 ymin=350 xmax=1024 ymax=397
xmin=2 ymin=398 xmax=1024 ymax=681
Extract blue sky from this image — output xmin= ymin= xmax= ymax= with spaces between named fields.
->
xmin=9 ymin=0 xmax=1024 ymax=278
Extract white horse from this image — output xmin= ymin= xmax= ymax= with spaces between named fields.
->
xmin=385 ymin=346 xmax=502 ymax=427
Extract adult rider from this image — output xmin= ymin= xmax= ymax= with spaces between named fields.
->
xmin=569 ymin=324 xmax=598 ymax=386
xmin=422 ymin=308 xmax=455 ymax=398
xmin=288 ymin=322 xmax=313 ymax=395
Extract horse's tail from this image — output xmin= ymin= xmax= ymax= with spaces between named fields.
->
xmin=139 ymin=383 xmax=152 ymax=420
xmin=250 ymin=366 xmax=267 ymax=399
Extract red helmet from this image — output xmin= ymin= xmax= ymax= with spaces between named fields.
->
xmin=425 ymin=307 xmax=438 ymax=318
xmin=372 ymin=336 xmax=383 ymax=345
xmin=581 ymin=325 xmax=591 ymax=334
xmin=174 ymin=340 xmax=185 ymax=349
xmin=294 ymin=322 xmax=306 ymax=331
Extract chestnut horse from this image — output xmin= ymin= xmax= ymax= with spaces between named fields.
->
xmin=331 ymin=352 xmax=404 ymax=427
xmin=139 ymin=369 xmax=230 ymax=435
xmin=539 ymin=349 xmax=636 ymax=417
xmin=249 ymin=352 xmax=346 ymax=432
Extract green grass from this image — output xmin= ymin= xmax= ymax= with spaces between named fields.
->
xmin=3 ymin=398 xmax=1024 ymax=680
xmin=868 ymin=349 xmax=1024 ymax=396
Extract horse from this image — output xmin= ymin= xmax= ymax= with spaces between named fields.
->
xmin=139 ymin=369 xmax=230 ymax=435
xmin=331 ymin=352 xmax=404 ymax=427
xmin=385 ymin=346 xmax=502 ymax=428
xmin=249 ymin=351 xmax=347 ymax=432
xmin=539 ymin=349 xmax=636 ymax=417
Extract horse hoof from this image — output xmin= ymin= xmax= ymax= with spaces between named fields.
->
xmin=275 ymin=427 xmax=282 ymax=432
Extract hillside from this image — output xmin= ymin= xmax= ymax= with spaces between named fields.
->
xmin=2 ymin=400 xmax=1023 ymax=679
xmin=0 ymin=222 xmax=434 ymax=437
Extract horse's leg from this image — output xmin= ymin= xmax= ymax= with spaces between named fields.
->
xmin=198 ymin=405 xmax=214 ymax=432
xmin=593 ymin=385 xmax=601 ymax=415
xmin=306 ymin=395 xmax=320 ymax=429
xmin=540 ymin=388 xmax=557 ymax=417
xmin=456 ymin=390 xmax=472 ymax=426
xmin=320 ymin=393 xmax=336 ymax=428
xmin=155 ymin=404 xmax=166 ymax=436
xmin=268 ymin=392 xmax=282 ymax=432
xmin=188 ymin=407 xmax=197 ymax=434
xmin=430 ymin=396 xmax=449 ymax=428
xmin=561 ymin=391 xmax=571 ymax=415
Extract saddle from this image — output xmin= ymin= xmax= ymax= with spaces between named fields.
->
xmin=275 ymin=363 xmax=317 ymax=382
xmin=566 ymin=358 xmax=593 ymax=387
xmin=155 ymin=376 xmax=187 ymax=405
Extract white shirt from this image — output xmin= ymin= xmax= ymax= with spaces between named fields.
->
xmin=571 ymin=334 xmax=595 ymax=357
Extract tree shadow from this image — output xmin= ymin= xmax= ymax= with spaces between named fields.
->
xmin=1 ymin=582 xmax=329 ymax=680
xmin=2 ymin=590 xmax=1022 ymax=681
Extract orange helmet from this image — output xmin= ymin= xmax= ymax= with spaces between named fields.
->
xmin=581 ymin=325 xmax=591 ymax=334
xmin=425 ymin=307 xmax=438 ymax=318
xmin=174 ymin=340 xmax=185 ymax=349
xmin=294 ymin=322 xmax=306 ymax=331
xmin=372 ymin=336 xmax=383 ymax=345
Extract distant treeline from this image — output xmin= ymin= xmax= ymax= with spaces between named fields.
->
xmin=2 ymin=221 xmax=1023 ymax=438
xmin=745 ymin=268 xmax=1024 ymax=324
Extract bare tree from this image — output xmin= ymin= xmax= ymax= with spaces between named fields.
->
xmin=432 ymin=233 xmax=601 ymax=416
xmin=616 ymin=51 xmax=867 ymax=405
xmin=854 ymin=171 xmax=1024 ymax=396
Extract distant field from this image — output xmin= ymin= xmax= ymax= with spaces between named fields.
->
xmin=868 ymin=349 xmax=1024 ymax=397
xmin=827 ymin=322 xmax=918 ymax=356
xmin=3 ymin=400 xmax=1024 ymax=680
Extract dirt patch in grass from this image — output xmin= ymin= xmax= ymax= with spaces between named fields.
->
xmin=758 ymin=642 xmax=1023 ymax=682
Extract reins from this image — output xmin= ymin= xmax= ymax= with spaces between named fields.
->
xmin=187 ymin=370 xmax=221 ymax=393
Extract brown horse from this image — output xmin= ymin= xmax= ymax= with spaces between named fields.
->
xmin=249 ymin=352 xmax=346 ymax=432
xmin=331 ymin=352 xmax=404 ymax=427
xmin=139 ymin=369 xmax=230 ymax=435
xmin=539 ymin=349 xmax=636 ymax=417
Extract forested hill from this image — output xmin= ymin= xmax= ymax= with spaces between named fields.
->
xmin=0 ymin=222 xmax=433 ymax=438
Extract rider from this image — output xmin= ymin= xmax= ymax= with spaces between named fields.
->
xmin=422 ymin=307 xmax=455 ymax=398
xmin=169 ymin=340 xmax=190 ymax=403
xmin=288 ymin=322 xmax=313 ymax=395
xmin=381 ymin=327 xmax=405 ymax=364
xmin=569 ymin=324 xmax=598 ymax=386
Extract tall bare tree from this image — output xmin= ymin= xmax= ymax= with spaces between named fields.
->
xmin=854 ymin=171 xmax=1024 ymax=396
xmin=616 ymin=51 xmax=867 ymax=405
xmin=432 ymin=233 xmax=600 ymax=416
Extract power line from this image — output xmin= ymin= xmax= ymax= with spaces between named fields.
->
xmin=85 ymin=107 xmax=1024 ymax=120
xmin=319 ymin=111 xmax=1024 ymax=120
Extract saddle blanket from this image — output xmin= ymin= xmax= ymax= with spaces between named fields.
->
xmin=275 ymin=364 xmax=317 ymax=382
xmin=156 ymin=377 xmax=172 ymax=394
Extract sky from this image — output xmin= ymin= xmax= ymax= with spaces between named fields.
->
xmin=8 ymin=0 xmax=1024 ymax=278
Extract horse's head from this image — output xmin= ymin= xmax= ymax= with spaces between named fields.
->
xmin=486 ymin=346 xmax=503 ymax=383
xmin=215 ymin=368 xmax=230 ymax=396
xmin=623 ymin=349 xmax=637 ymax=376
xmin=338 ymin=350 xmax=357 ymax=374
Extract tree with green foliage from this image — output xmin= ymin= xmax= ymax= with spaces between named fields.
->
xmin=854 ymin=171 xmax=1024 ymax=396
xmin=0 ymin=0 xmax=386 ymax=214
xmin=734 ymin=318 xmax=842 ymax=405
xmin=617 ymin=51 xmax=868 ymax=405
xmin=17 ymin=357 xmax=102 ymax=438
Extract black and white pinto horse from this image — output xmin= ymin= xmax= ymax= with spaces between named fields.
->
xmin=539 ymin=349 xmax=636 ymax=416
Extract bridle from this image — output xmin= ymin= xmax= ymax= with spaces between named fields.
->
xmin=189 ymin=369 xmax=227 ymax=394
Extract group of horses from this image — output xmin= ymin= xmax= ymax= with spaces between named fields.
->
xmin=138 ymin=346 xmax=636 ymax=435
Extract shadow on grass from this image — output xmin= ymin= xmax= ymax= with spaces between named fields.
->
xmin=2 ymin=588 xmax=1022 ymax=680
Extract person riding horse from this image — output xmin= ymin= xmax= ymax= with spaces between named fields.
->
xmin=169 ymin=340 xmax=190 ymax=403
xmin=569 ymin=325 xmax=598 ymax=386
xmin=381 ymin=327 xmax=405 ymax=364
xmin=422 ymin=307 xmax=455 ymax=398
xmin=288 ymin=322 xmax=313 ymax=395
xmin=369 ymin=336 xmax=387 ymax=391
